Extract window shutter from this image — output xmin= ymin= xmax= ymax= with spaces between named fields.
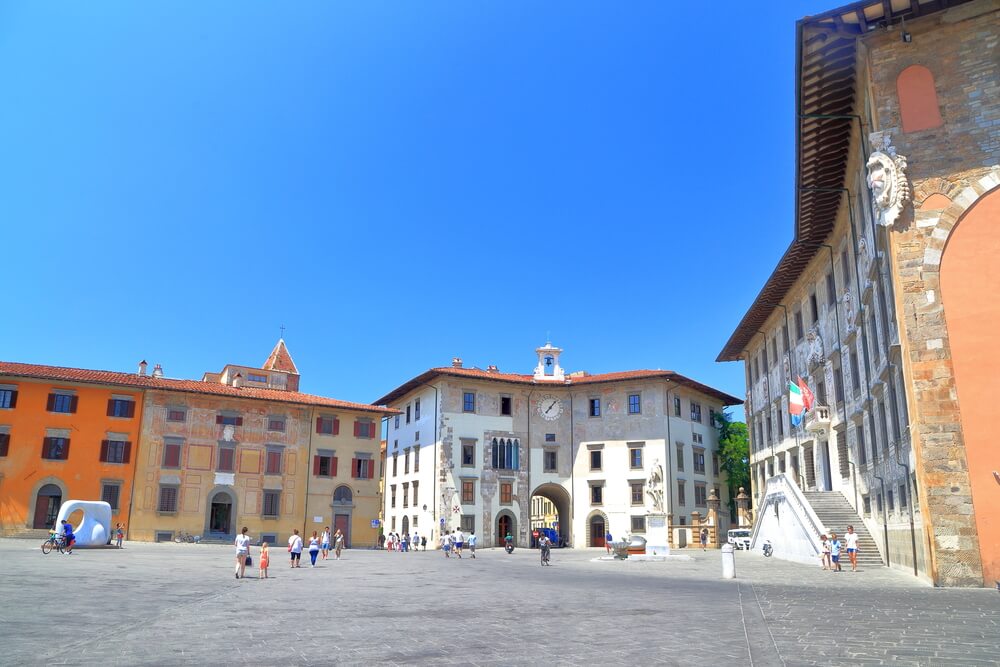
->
xmin=42 ymin=437 xmax=50 ymax=458
xmin=354 ymin=421 xmax=360 ymax=437
xmin=123 ymin=441 xmax=132 ymax=464
xmin=216 ymin=415 xmax=224 ymax=425
xmin=63 ymin=439 xmax=71 ymax=460
xmin=235 ymin=417 xmax=243 ymax=426
xmin=313 ymin=455 xmax=321 ymax=476
xmin=368 ymin=461 xmax=374 ymax=479
xmin=69 ymin=396 xmax=78 ymax=413
xmin=46 ymin=394 xmax=55 ymax=411
xmin=127 ymin=401 xmax=136 ymax=418
xmin=8 ymin=391 xmax=15 ymax=408
xmin=107 ymin=399 xmax=115 ymax=417
xmin=351 ymin=458 xmax=358 ymax=477
xmin=316 ymin=417 xmax=322 ymax=433
xmin=331 ymin=456 xmax=338 ymax=477
xmin=333 ymin=418 xmax=340 ymax=436
xmin=100 ymin=440 xmax=109 ymax=462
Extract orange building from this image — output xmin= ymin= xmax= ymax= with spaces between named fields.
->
xmin=0 ymin=363 xmax=144 ymax=534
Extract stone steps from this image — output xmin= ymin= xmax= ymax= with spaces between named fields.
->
xmin=803 ymin=491 xmax=884 ymax=566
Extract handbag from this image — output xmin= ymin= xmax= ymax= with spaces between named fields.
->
xmin=245 ymin=555 xmax=252 ymax=567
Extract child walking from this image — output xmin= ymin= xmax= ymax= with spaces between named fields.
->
xmin=259 ymin=542 xmax=270 ymax=579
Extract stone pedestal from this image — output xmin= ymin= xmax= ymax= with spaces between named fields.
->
xmin=645 ymin=512 xmax=670 ymax=556
xmin=735 ymin=487 xmax=751 ymax=529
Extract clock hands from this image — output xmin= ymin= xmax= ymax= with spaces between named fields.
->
xmin=545 ymin=401 xmax=556 ymax=414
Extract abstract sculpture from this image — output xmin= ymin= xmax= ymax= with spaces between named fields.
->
xmin=55 ymin=500 xmax=112 ymax=546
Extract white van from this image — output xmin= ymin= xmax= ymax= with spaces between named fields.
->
xmin=727 ymin=529 xmax=751 ymax=550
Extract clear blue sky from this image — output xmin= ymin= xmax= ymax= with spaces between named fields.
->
xmin=0 ymin=1 xmax=831 ymax=415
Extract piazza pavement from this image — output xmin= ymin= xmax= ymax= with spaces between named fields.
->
xmin=1 ymin=538 xmax=998 ymax=666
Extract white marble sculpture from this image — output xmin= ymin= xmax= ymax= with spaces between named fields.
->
xmin=867 ymin=131 xmax=911 ymax=227
xmin=55 ymin=500 xmax=112 ymax=546
xmin=646 ymin=460 xmax=665 ymax=513
xmin=806 ymin=327 xmax=825 ymax=366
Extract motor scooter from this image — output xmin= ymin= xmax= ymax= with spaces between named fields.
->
xmin=504 ymin=539 xmax=514 ymax=554
xmin=762 ymin=539 xmax=773 ymax=557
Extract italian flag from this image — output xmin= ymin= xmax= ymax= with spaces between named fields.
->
xmin=789 ymin=381 xmax=804 ymax=426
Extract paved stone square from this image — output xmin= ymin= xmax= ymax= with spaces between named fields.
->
xmin=1 ymin=538 xmax=998 ymax=666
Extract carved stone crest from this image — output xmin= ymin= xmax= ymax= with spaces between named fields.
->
xmin=806 ymin=326 xmax=825 ymax=366
xmin=866 ymin=131 xmax=911 ymax=227
xmin=842 ymin=287 xmax=855 ymax=334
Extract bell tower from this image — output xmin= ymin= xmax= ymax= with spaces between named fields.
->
xmin=533 ymin=342 xmax=565 ymax=381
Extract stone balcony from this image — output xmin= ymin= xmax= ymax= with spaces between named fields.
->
xmin=805 ymin=405 xmax=831 ymax=433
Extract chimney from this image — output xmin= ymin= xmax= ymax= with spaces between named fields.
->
xmin=138 ymin=360 xmax=148 ymax=376
xmin=233 ymin=373 xmax=243 ymax=388
xmin=452 ymin=357 xmax=463 ymax=368
xmin=486 ymin=364 xmax=498 ymax=373
xmin=152 ymin=364 xmax=164 ymax=378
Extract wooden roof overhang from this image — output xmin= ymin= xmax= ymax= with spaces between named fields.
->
xmin=716 ymin=0 xmax=974 ymax=362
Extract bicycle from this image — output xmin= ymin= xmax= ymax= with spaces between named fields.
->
xmin=41 ymin=532 xmax=66 ymax=554
xmin=540 ymin=544 xmax=551 ymax=566
xmin=174 ymin=530 xmax=199 ymax=544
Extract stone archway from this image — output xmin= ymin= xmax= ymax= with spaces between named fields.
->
xmin=332 ymin=485 xmax=354 ymax=548
xmin=496 ymin=509 xmax=517 ymax=547
xmin=586 ymin=510 xmax=610 ymax=547
xmin=530 ymin=483 xmax=572 ymax=547
xmin=31 ymin=481 xmax=65 ymax=529
xmin=205 ymin=487 xmax=237 ymax=536
xmin=940 ymin=184 xmax=1000 ymax=586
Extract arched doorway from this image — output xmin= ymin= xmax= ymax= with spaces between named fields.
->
xmin=332 ymin=485 xmax=353 ymax=548
xmin=401 ymin=515 xmax=410 ymax=535
xmin=530 ymin=483 xmax=571 ymax=547
xmin=587 ymin=511 xmax=609 ymax=547
xmin=940 ymin=185 xmax=1000 ymax=585
xmin=33 ymin=484 xmax=62 ymax=529
xmin=207 ymin=489 xmax=235 ymax=536
xmin=497 ymin=510 xmax=516 ymax=546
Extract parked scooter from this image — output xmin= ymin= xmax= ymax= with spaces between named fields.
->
xmin=762 ymin=539 xmax=773 ymax=557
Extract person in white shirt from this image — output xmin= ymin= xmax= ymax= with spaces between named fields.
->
xmin=234 ymin=526 xmax=252 ymax=579
xmin=412 ymin=531 xmax=419 ymax=552
xmin=288 ymin=529 xmax=304 ymax=568
xmin=454 ymin=529 xmax=465 ymax=558
xmin=468 ymin=531 xmax=477 ymax=558
xmin=845 ymin=525 xmax=860 ymax=572
xmin=321 ymin=527 xmax=331 ymax=561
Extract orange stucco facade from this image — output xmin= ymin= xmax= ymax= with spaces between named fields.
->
xmin=0 ymin=376 xmax=143 ymax=535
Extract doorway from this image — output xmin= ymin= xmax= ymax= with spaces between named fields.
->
xmin=821 ymin=440 xmax=833 ymax=491
xmin=530 ymin=483 xmax=571 ymax=547
xmin=401 ymin=515 xmax=410 ymax=535
xmin=334 ymin=514 xmax=350 ymax=548
xmin=497 ymin=513 xmax=515 ymax=546
xmin=208 ymin=492 xmax=233 ymax=534
xmin=590 ymin=516 xmax=606 ymax=547
xmin=33 ymin=484 xmax=62 ymax=529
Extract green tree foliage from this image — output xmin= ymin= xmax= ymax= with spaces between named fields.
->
xmin=713 ymin=410 xmax=750 ymax=513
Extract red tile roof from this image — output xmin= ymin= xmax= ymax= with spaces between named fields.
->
xmin=263 ymin=339 xmax=299 ymax=374
xmin=0 ymin=361 xmax=395 ymax=414
xmin=374 ymin=367 xmax=741 ymax=406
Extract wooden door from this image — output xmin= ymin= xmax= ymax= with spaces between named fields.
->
xmin=34 ymin=487 xmax=61 ymax=529
xmin=498 ymin=515 xmax=512 ymax=545
xmin=590 ymin=517 xmax=606 ymax=547
xmin=334 ymin=514 xmax=350 ymax=548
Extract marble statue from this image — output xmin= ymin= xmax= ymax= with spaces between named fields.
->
xmin=806 ymin=327 xmax=825 ymax=366
xmin=646 ymin=459 xmax=665 ymax=513
xmin=55 ymin=500 xmax=112 ymax=546
xmin=782 ymin=353 xmax=790 ymax=383
xmin=866 ymin=131 xmax=911 ymax=227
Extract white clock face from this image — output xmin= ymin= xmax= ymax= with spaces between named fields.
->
xmin=537 ymin=395 xmax=563 ymax=421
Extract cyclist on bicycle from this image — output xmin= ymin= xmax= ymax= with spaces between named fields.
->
xmin=538 ymin=534 xmax=552 ymax=566
xmin=61 ymin=520 xmax=76 ymax=555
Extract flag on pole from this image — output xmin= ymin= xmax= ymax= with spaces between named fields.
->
xmin=798 ymin=377 xmax=815 ymax=412
xmin=789 ymin=381 xmax=804 ymax=427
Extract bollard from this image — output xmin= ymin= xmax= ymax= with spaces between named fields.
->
xmin=721 ymin=543 xmax=736 ymax=579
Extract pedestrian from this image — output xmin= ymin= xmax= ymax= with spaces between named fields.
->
xmin=334 ymin=529 xmax=344 ymax=560
xmin=605 ymin=530 xmax=613 ymax=555
xmin=259 ymin=542 xmax=270 ymax=579
xmin=412 ymin=530 xmax=419 ymax=551
xmin=234 ymin=526 xmax=251 ymax=579
xmin=401 ymin=532 xmax=409 ymax=553
xmin=115 ymin=522 xmax=125 ymax=549
xmin=819 ymin=534 xmax=830 ymax=570
xmin=61 ymin=520 xmax=76 ymax=555
xmin=468 ymin=530 xmax=477 ymax=558
xmin=829 ymin=532 xmax=843 ymax=572
xmin=454 ymin=528 xmax=465 ymax=558
xmin=308 ymin=531 xmax=321 ymax=567
xmin=288 ymin=529 xmax=303 ymax=568
xmin=539 ymin=534 xmax=552 ymax=565
xmin=845 ymin=525 xmax=859 ymax=572
xmin=441 ymin=531 xmax=451 ymax=558
xmin=421 ymin=535 xmax=427 ymax=551
xmin=321 ymin=526 xmax=331 ymax=560
xmin=378 ymin=532 xmax=386 ymax=550
xmin=700 ymin=528 xmax=709 ymax=551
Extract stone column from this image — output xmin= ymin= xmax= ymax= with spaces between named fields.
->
xmin=706 ymin=489 xmax=721 ymax=548
xmin=735 ymin=487 xmax=751 ymax=528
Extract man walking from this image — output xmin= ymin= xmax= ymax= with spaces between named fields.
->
xmin=454 ymin=528 xmax=465 ymax=558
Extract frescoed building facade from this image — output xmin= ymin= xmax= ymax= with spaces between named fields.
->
xmin=377 ymin=343 xmax=740 ymax=549
xmin=718 ymin=0 xmax=1000 ymax=586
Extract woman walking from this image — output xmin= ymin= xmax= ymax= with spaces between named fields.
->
xmin=321 ymin=527 xmax=331 ymax=561
xmin=334 ymin=529 xmax=345 ymax=560
xmin=288 ymin=529 xmax=303 ymax=568
xmin=308 ymin=531 xmax=321 ymax=567
xmin=234 ymin=527 xmax=251 ymax=579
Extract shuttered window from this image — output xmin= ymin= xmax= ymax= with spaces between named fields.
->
xmin=99 ymin=440 xmax=132 ymax=464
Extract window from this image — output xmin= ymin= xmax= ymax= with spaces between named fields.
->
xmin=262 ymin=490 xmax=280 ymax=517
xmin=589 ymin=398 xmax=601 ymax=417
xmin=676 ymin=445 xmax=684 ymax=471
xmin=897 ymin=64 xmax=943 ymax=133
xmin=390 ymin=485 xmax=397 ymax=508
xmin=841 ymin=250 xmax=851 ymax=286
xmin=267 ymin=416 xmax=286 ymax=432
xmin=166 ymin=407 xmax=186 ymax=422
xmin=247 ymin=373 xmax=268 ymax=383
xmin=353 ymin=457 xmax=374 ymax=479
xmin=630 ymin=482 xmax=644 ymax=505
xmin=391 ymin=516 xmax=396 ymax=531
xmin=876 ymin=492 xmax=884 ymax=514
xmin=677 ymin=480 xmax=686 ymax=505
xmin=850 ymin=350 xmax=861 ymax=393
xmin=0 ymin=432 xmax=8 ymax=457
xmin=406 ymin=405 xmax=411 ymax=423
xmin=500 ymin=396 xmax=512 ymax=416
xmin=500 ymin=482 xmax=513 ymax=505
xmin=163 ymin=439 xmax=182 ymax=468
xmin=413 ymin=515 xmax=419 ymax=528
xmin=695 ymin=484 xmax=707 ymax=507
xmin=462 ymin=480 xmax=475 ymax=503
xmin=414 ymin=446 xmax=420 ymax=473
xmin=826 ymin=272 xmax=836 ymax=306
xmin=158 ymin=486 xmax=178 ymax=513
xmin=862 ymin=495 xmax=871 ymax=515
xmin=690 ymin=402 xmax=702 ymax=423
xmin=265 ymin=448 xmax=282 ymax=475
xmin=629 ymin=447 xmax=642 ymax=469
xmin=394 ymin=414 xmax=400 ymax=429
xmin=857 ymin=428 xmax=868 ymax=466
xmin=589 ymin=449 xmax=602 ymax=471
xmin=899 ymin=484 xmax=908 ymax=508
xmin=777 ymin=411 xmax=784 ymax=438
xmin=101 ymin=483 xmax=121 ymax=511
xmin=316 ymin=416 xmax=338 ymax=435
xmin=404 ymin=448 xmax=410 ymax=474
xmin=107 ymin=398 xmax=135 ymax=418
xmin=461 ymin=515 xmax=475 ymax=533
xmin=810 ymin=293 xmax=819 ymax=324
xmin=462 ymin=442 xmax=475 ymax=467
xmin=709 ymin=408 xmax=717 ymax=427
xmin=713 ymin=454 xmax=719 ymax=475
xmin=693 ymin=450 xmax=705 ymax=474
xmin=630 ymin=515 xmax=646 ymax=533
xmin=491 ymin=438 xmax=520 ymax=470
xmin=692 ymin=432 xmax=703 ymax=445
xmin=673 ymin=397 xmax=681 ymax=417
xmin=392 ymin=452 xmax=398 ymax=476
xmin=42 ymin=437 xmax=70 ymax=460
xmin=463 ymin=392 xmax=476 ymax=413
xmin=48 ymin=393 xmax=76 ymax=414
xmin=412 ymin=481 xmax=419 ymax=506
xmin=794 ymin=311 xmax=804 ymax=340
xmin=834 ymin=367 xmax=845 ymax=404
xmin=543 ymin=450 xmax=557 ymax=473
xmin=414 ymin=399 xmax=420 ymax=421
xmin=869 ymin=314 xmax=881 ymax=366
xmin=590 ymin=484 xmax=603 ymax=505
xmin=0 ymin=388 xmax=18 ymax=409
xmin=355 ymin=421 xmax=376 ymax=439
xmin=402 ymin=482 xmax=409 ymax=507
xmin=627 ymin=394 xmax=641 ymax=415
xmin=216 ymin=413 xmax=242 ymax=426
xmin=100 ymin=439 xmax=131 ymax=464
xmin=545 ymin=433 xmax=556 ymax=442
xmin=887 ymin=489 xmax=895 ymax=512
xmin=217 ymin=446 xmax=235 ymax=472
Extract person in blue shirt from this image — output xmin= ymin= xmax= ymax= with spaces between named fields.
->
xmin=61 ymin=520 xmax=76 ymax=555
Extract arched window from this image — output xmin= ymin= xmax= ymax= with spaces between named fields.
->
xmin=333 ymin=486 xmax=353 ymax=504
xmin=491 ymin=438 xmax=520 ymax=470
xmin=897 ymin=65 xmax=942 ymax=133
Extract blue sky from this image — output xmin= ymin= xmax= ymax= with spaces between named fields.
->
xmin=0 ymin=1 xmax=831 ymax=414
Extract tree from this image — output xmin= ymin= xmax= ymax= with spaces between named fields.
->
xmin=713 ymin=410 xmax=750 ymax=515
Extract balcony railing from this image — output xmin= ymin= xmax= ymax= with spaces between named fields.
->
xmin=805 ymin=405 xmax=831 ymax=433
